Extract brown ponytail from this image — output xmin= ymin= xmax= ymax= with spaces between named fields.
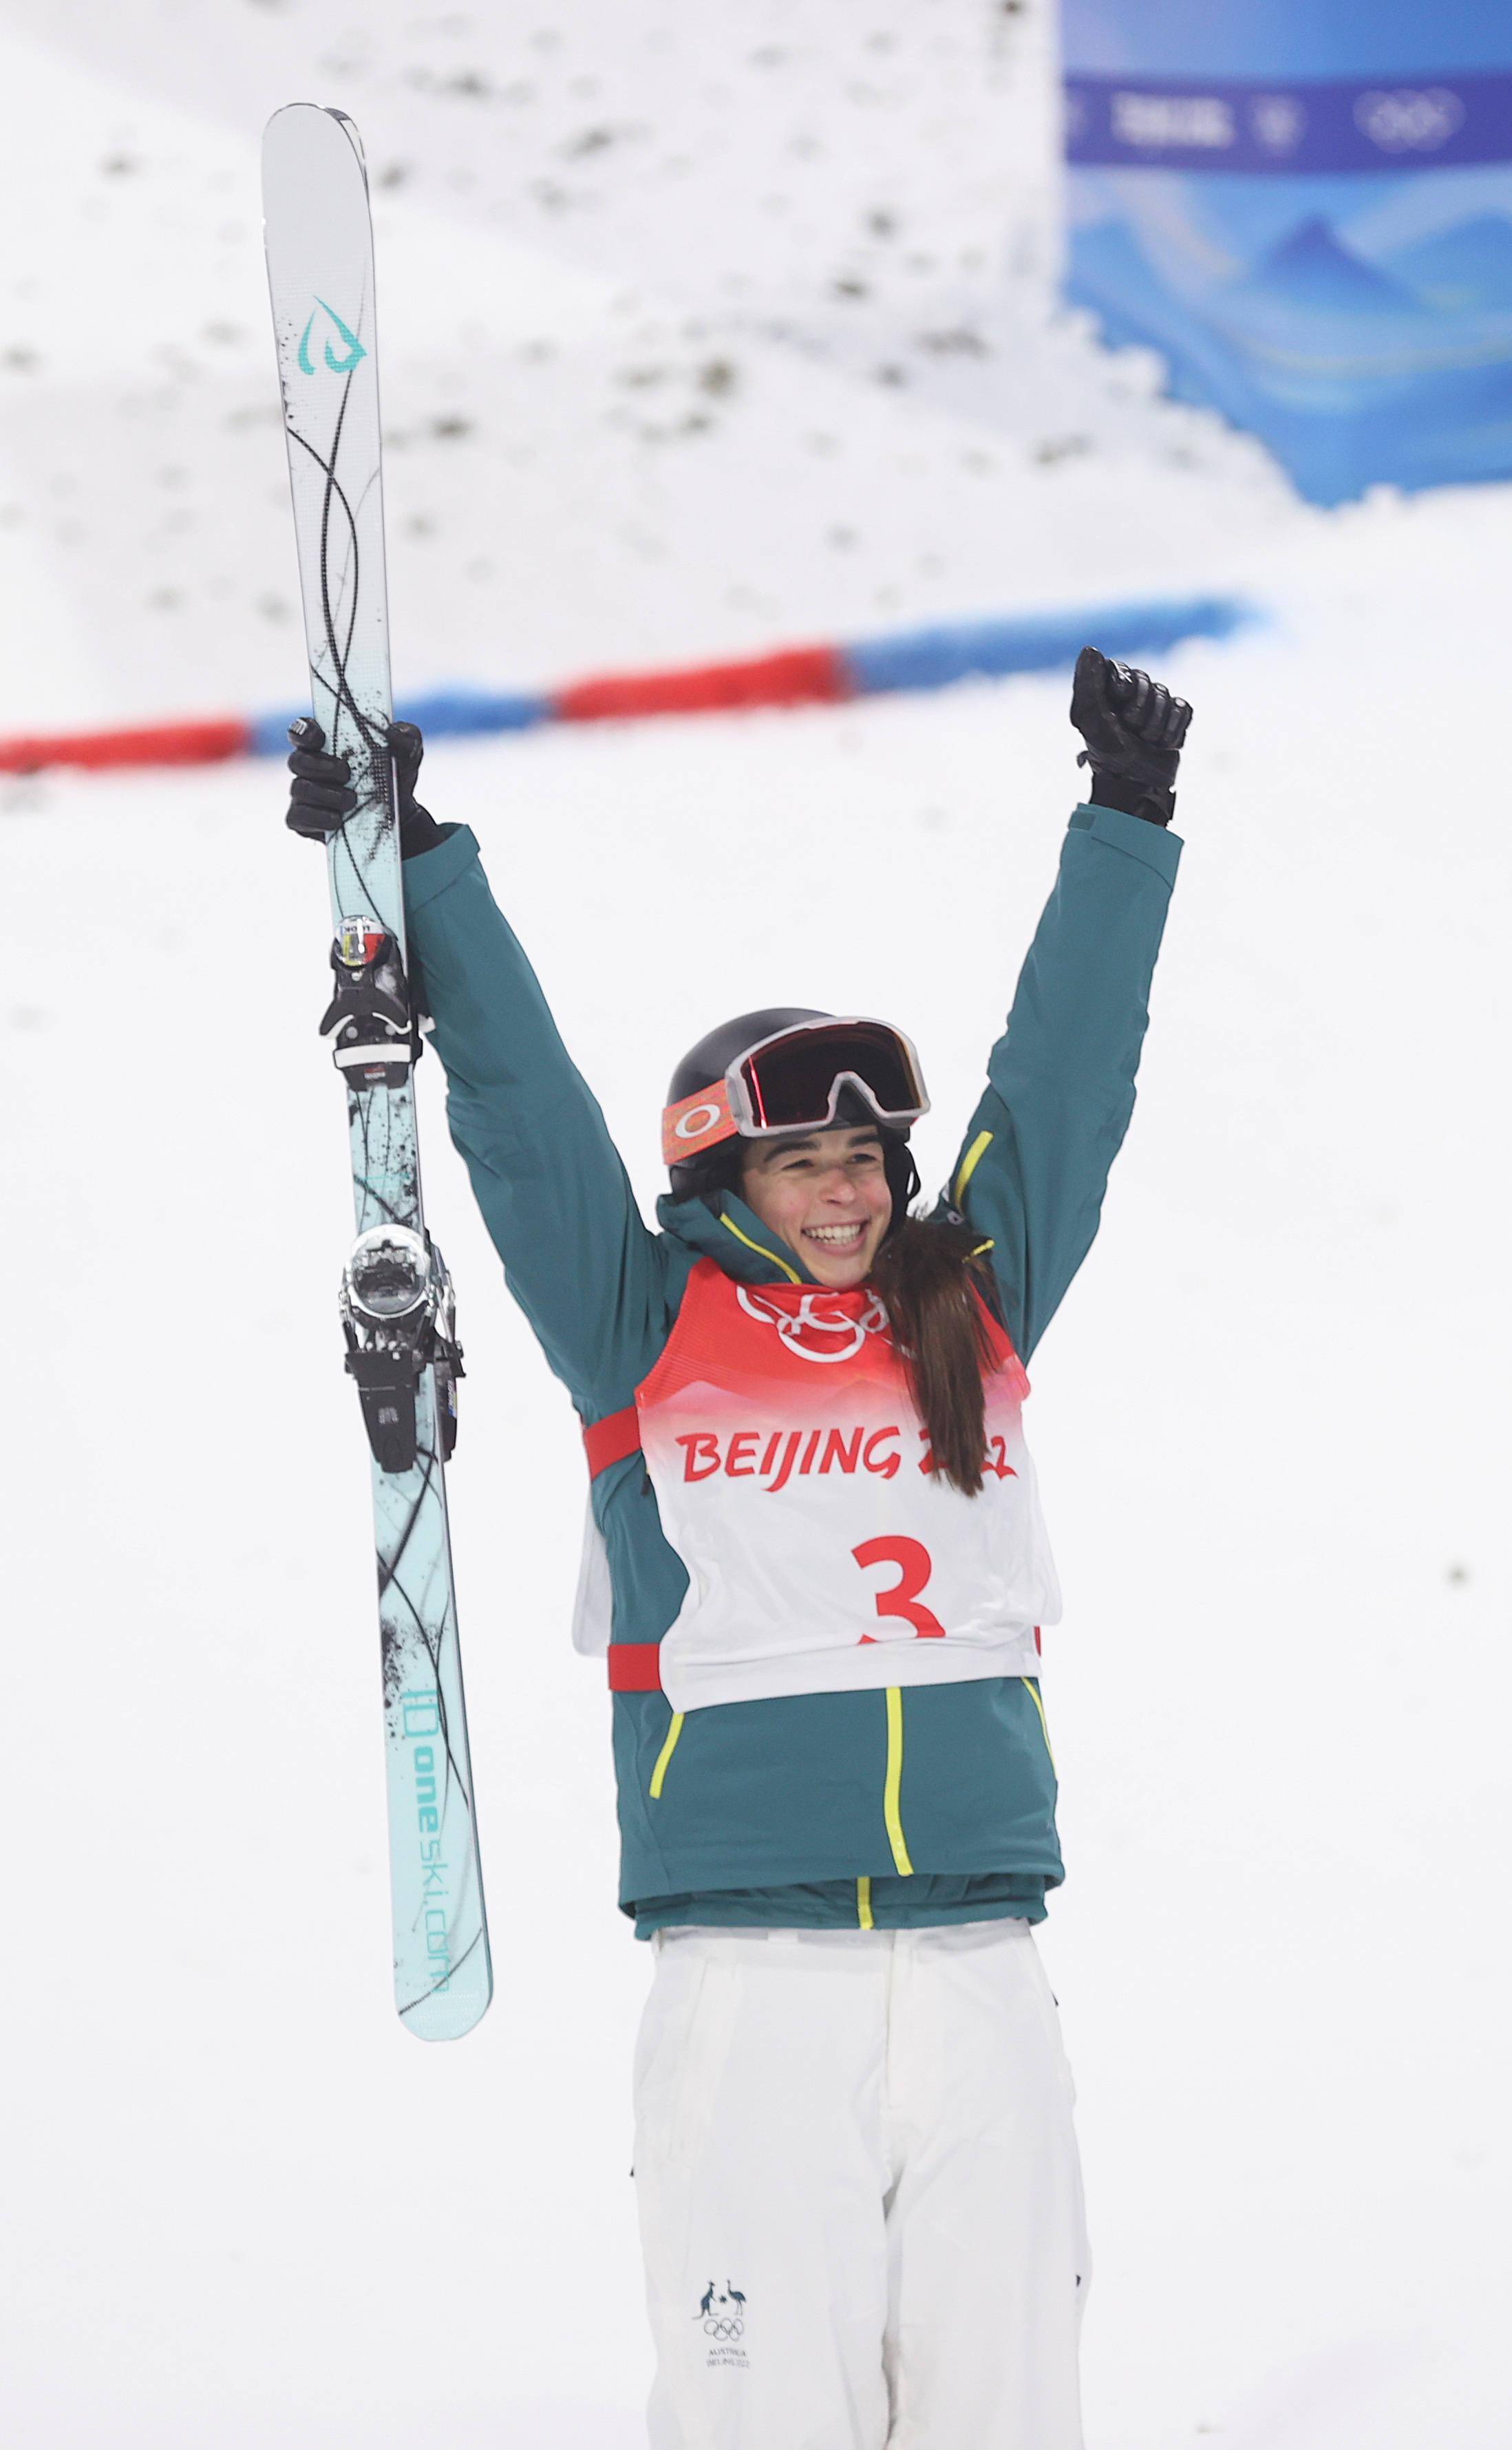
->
xmin=871 ymin=1219 xmax=999 ymax=1495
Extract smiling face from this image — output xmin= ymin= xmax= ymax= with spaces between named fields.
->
xmin=738 ymin=1125 xmax=893 ymax=1288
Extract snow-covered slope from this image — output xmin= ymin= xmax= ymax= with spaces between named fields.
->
xmin=0 ymin=3 xmax=1297 ymax=732
xmin=1 ymin=8 xmax=1508 ymax=2449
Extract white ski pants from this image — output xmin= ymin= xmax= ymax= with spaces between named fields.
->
xmin=632 ymin=1918 xmax=1089 ymax=2450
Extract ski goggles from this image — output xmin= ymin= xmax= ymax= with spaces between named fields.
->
xmin=663 ymin=1016 xmax=930 ymax=1166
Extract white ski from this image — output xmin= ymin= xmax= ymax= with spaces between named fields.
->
xmin=262 ymin=102 xmax=491 ymax=2041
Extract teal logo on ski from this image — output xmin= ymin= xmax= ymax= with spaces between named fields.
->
xmin=297 ymin=297 xmax=366 ymax=376
xmin=402 ymin=1693 xmax=452 ymax=1993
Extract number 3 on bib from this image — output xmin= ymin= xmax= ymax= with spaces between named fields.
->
xmin=853 ymin=1537 xmax=948 ymax=1641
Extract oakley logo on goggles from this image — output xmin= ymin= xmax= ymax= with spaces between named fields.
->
xmin=662 ymin=1017 xmax=929 ymax=1165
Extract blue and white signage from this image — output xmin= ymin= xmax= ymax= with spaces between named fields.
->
xmin=1061 ymin=2 xmax=1512 ymax=502
xmin=1065 ymin=72 xmax=1512 ymax=176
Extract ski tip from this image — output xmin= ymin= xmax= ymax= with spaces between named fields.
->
xmin=261 ymin=103 xmax=369 ymax=173
xmin=262 ymin=103 xmax=372 ymax=228
xmin=262 ymin=98 xmax=323 ymax=138
xmin=326 ymin=107 xmax=368 ymax=165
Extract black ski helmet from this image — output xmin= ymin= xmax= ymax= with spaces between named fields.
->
xmin=664 ymin=1008 xmax=921 ymax=1217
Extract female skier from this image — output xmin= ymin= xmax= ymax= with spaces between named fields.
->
xmin=287 ymin=644 xmax=1191 ymax=2450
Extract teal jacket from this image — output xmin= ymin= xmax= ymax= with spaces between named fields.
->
xmin=403 ymin=801 xmax=1181 ymax=1936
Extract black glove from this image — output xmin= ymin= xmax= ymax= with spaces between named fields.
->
xmin=285 ymin=716 xmax=445 ymax=858
xmin=1070 ymin=646 xmax=1191 ymax=828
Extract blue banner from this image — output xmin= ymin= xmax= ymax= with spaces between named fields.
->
xmin=1065 ymin=70 xmax=1512 ymax=175
xmin=1060 ymin=6 xmax=1512 ymax=502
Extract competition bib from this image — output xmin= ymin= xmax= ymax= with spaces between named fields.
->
xmin=635 ymin=1259 xmax=1061 ymax=1712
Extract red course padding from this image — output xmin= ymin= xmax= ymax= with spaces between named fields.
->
xmin=0 ymin=716 xmax=251 ymax=776
xmin=583 ymin=1405 xmax=643 ymax=1478
xmin=607 ymin=1643 xmax=666 ymax=1693
xmin=554 ymin=643 xmax=849 ymax=723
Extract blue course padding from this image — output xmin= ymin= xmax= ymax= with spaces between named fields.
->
xmin=840 ymin=595 xmax=1252 ymax=698
xmin=400 ymin=688 xmax=551 ymax=738
xmin=242 ymin=604 xmax=1249 ymax=762
xmin=248 ymin=688 xmax=551 ymax=758
xmin=249 ymin=707 xmax=315 ymax=758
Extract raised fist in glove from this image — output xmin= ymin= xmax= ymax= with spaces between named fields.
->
xmin=284 ymin=716 xmax=443 ymax=858
xmin=1070 ymin=646 xmax=1192 ymax=829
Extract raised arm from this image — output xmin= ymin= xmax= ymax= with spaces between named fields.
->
xmin=287 ymin=721 xmax=675 ymax=1419
xmin=930 ymin=652 xmax=1189 ymax=1361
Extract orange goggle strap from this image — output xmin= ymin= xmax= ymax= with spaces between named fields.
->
xmin=661 ymin=1078 xmax=736 ymax=1167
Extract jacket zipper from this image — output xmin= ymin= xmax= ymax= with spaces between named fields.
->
xmin=883 ymin=1687 xmax=914 ymax=1875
